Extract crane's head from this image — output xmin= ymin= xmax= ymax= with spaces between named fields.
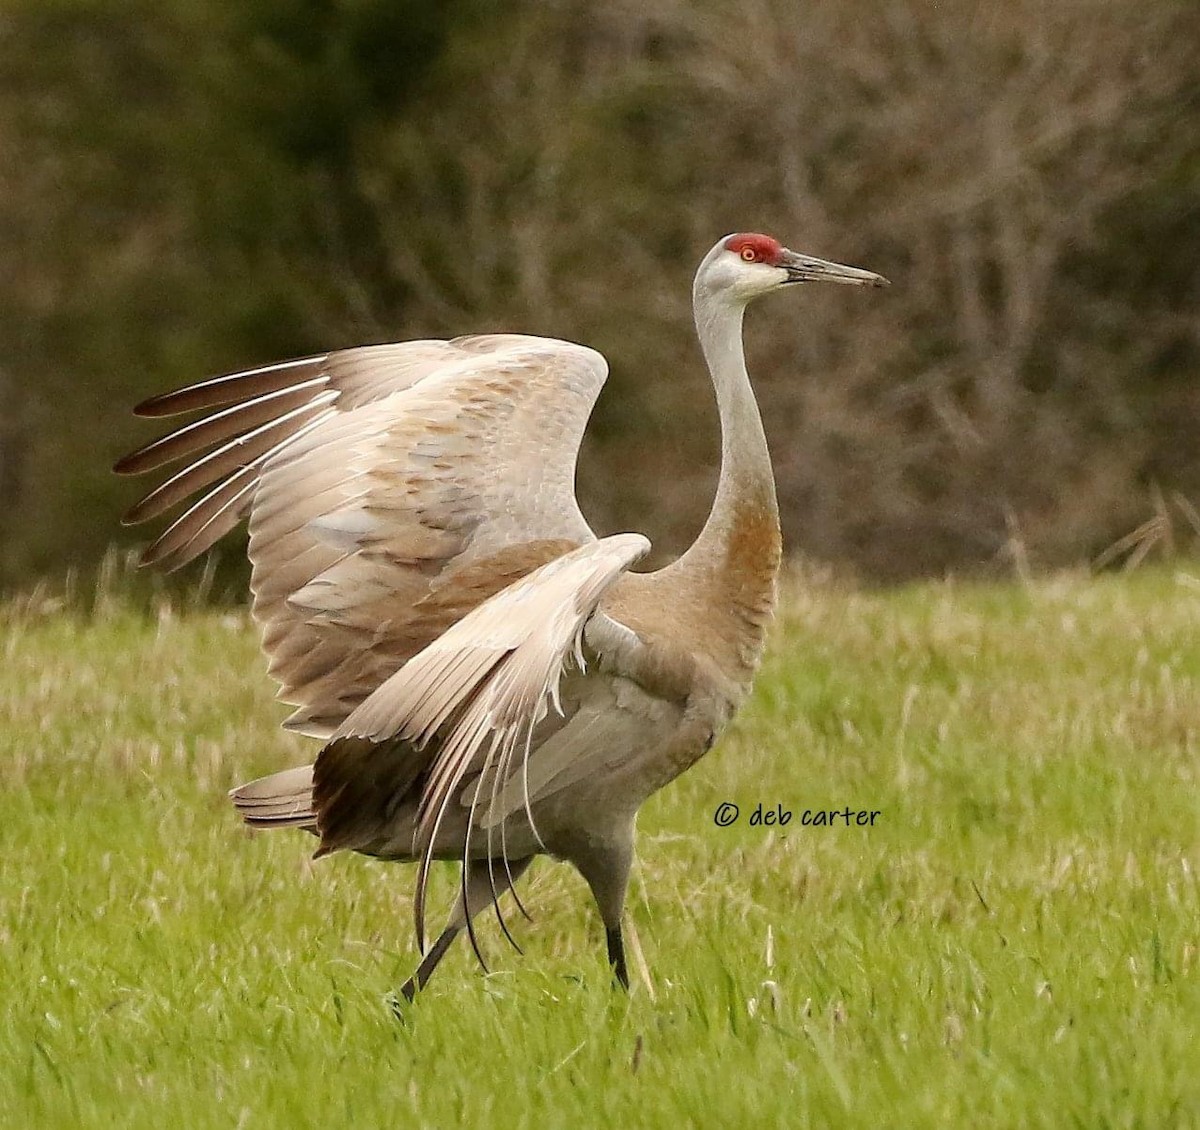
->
xmin=696 ymin=232 xmax=889 ymax=304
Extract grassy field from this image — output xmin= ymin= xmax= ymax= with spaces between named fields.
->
xmin=2 ymin=567 xmax=1198 ymax=1127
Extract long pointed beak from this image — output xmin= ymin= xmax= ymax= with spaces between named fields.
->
xmin=781 ymin=249 xmax=889 ymax=287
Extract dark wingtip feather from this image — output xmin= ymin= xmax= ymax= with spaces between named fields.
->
xmin=132 ymin=394 xmax=176 ymax=418
xmin=112 ymin=438 xmax=178 ymax=476
xmin=112 ymin=450 xmax=145 ymax=476
xmin=137 ymin=539 xmax=178 ymax=571
xmin=120 ymin=496 xmax=160 ymax=527
xmin=131 ymin=355 xmax=329 ymax=419
xmin=116 ymin=381 xmax=336 ymax=478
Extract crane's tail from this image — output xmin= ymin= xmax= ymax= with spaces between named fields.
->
xmin=230 ymin=764 xmax=316 ymax=830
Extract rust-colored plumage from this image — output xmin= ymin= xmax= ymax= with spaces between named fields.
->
xmin=115 ymin=235 xmax=887 ymax=998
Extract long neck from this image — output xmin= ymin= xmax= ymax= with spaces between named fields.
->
xmin=670 ymin=285 xmax=782 ymax=678
xmin=680 ymin=287 xmax=780 ymax=566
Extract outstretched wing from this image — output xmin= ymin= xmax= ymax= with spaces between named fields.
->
xmin=115 ymin=334 xmax=609 ymax=737
xmin=310 ymin=533 xmax=652 ymax=947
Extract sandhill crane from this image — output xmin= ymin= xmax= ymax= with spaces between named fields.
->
xmin=115 ymin=233 xmax=887 ymax=998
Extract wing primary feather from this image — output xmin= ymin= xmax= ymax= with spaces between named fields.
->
xmin=114 ymin=379 xmax=333 ymax=475
xmin=476 ymin=747 xmax=527 ymax=953
xmin=460 ymin=828 xmax=490 ymax=974
xmin=518 ymin=716 xmax=547 ymax=852
xmin=418 ymin=707 xmax=492 ymax=829
xmin=140 ymin=462 xmax=263 ymax=568
xmin=487 ymin=731 xmax=535 ymax=928
xmin=122 ymin=402 xmax=337 ymax=524
xmin=155 ymin=494 xmax=251 ymax=573
xmin=462 ymin=870 xmax=490 ymax=972
xmin=133 ymin=355 xmax=328 ymax=417
xmin=413 ymin=742 xmax=481 ymax=954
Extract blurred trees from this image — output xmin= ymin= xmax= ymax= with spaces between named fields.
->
xmin=1 ymin=0 xmax=1198 ymax=585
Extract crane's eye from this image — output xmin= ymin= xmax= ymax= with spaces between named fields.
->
xmin=740 ymin=248 xmax=758 ymax=262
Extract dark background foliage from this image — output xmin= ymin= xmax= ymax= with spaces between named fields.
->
xmin=2 ymin=0 xmax=1198 ymax=586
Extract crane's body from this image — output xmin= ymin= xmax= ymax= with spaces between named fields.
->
xmin=116 ymin=233 xmax=886 ymax=996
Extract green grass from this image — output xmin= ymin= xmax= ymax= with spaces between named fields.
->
xmin=2 ymin=568 xmax=1199 ymax=1127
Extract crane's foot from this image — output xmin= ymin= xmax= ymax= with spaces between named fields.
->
xmin=606 ymin=925 xmax=630 ymax=990
xmin=395 ymin=924 xmax=459 ymax=1007
xmin=387 ymin=993 xmax=409 ymax=1024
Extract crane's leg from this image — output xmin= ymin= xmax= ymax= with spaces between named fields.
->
xmin=606 ymin=925 xmax=630 ymax=990
xmin=572 ymin=834 xmax=634 ymax=990
xmin=398 ymin=856 xmax=532 ymax=1003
